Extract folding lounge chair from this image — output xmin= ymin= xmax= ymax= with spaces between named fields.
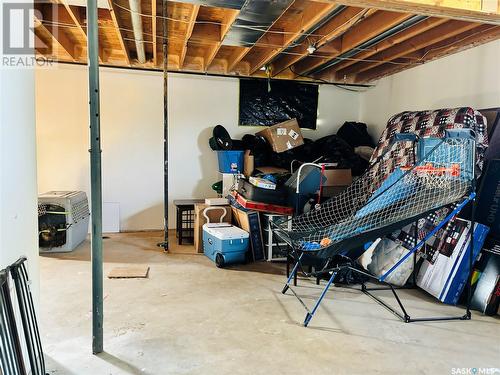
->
xmin=272 ymin=107 xmax=488 ymax=326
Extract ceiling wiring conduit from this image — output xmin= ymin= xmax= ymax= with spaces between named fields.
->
xmin=129 ymin=0 xmax=146 ymax=63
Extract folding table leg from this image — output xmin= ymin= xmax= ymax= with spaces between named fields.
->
xmin=304 ymin=271 xmax=337 ymax=327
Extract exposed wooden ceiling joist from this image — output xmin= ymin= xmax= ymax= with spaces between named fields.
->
xmin=245 ymin=0 xmax=339 ymax=75
xmin=317 ymin=0 xmax=500 ymax=24
xmin=357 ymin=24 xmax=500 ymax=82
xmin=270 ymin=6 xmax=368 ymax=76
xmin=179 ymin=4 xmax=200 ymax=69
xmin=292 ymin=10 xmax=412 ymax=76
xmin=60 ymin=2 xmax=87 ymax=40
xmin=226 ymin=46 xmax=250 ymax=73
xmin=108 ymin=0 xmax=131 ymax=65
xmin=32 ymin=0 xmax=500 ymax=84
xmin=34 ymin=19 xmax=73 ymax=60
xmin=319 ymin=16 xmax=448 ymax=80
xmin=339 ymin=19 xmax=479 ymax=80
xmin=34 ymin=4 xmax=79 ymax=61
xmin=205 ymin=9 xmax=239 ymax=71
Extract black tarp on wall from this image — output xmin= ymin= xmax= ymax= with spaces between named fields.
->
xmin=239 ymin=79 xmax=319 ymax=129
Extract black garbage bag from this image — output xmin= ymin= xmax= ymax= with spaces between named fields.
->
xmin=337 ymin=121 xmax=375 ymax=148
xmin=246 ymin=132 xmax=369 ymax=175
xmin=241 ymin=134 xmax=272 ymax=166
xmin=331 ymin=255 xmax=370 ymax=285
xmin=267 ymin=139 xmax=317 ymax=169
xmin=313 ymin=255 xmax=369 ymax=285
xmin=313 ymin=134 xmax=369 ymax=176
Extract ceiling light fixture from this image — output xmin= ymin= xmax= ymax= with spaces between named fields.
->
xmin=307 ymin=44 xmax=316 ymax=54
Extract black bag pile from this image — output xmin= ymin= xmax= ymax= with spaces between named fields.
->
xmin=263 ymin=133 xmax=370 ymax=176
xmin=209 ymin=121 xmax=375 ymax=177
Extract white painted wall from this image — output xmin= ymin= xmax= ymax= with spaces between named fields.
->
xmin=36 ymin=65 xmax=164 ymax=231
xmin=0 ymin=12 xmax=39 ymax=304
xmin=36 ymin=65 xmax=359 ymax=230
xmin=359 ymin=40 xmax=500 ymax=139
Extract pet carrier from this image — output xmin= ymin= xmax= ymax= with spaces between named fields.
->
xmin=38 ymin=191 xmax=90 ymax=252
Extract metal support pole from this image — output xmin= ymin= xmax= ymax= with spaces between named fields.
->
xmin=466 ymin=145 xmax=477 ymax=319
xmin=87 ymin=0 xmax=103 ymax=354
xmin=158 ymin=0 xmax=169 ymax=251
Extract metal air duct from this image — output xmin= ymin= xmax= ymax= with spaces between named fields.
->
xmin=129 ymin=0 xmax=146 ymax=63
xmin=222 ymin=0 xmax=295 ymax=47
xmin=167 ymin=0 xmax=245 ymax=9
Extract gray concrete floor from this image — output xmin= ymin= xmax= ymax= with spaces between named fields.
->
xmin=40 ymin=232 xmax=500 ymax=375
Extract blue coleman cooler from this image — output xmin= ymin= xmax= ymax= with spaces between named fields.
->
xmin=202 ymin=207 xmax=249 ymax=268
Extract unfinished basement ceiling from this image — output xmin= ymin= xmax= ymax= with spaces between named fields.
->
xmin=33 ymin=0 xmax=500 ymax=83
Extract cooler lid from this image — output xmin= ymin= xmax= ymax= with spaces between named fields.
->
xmin=203 ymin=224 xmax=249 ymax=239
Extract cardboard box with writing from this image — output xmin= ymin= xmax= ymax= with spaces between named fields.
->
xmin=194 ymin=203 xmax=232 ymax=253
xmin=256 ymin=119 xmax=304 ymax=153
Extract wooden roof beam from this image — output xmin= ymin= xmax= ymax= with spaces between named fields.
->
xmin=270 ymin=6 xmax=368 ymax=76
xmin=59 ymin=3 xmax=107 ymax=64
xmin=317 ymin=0 xmax=500 ymax=24
xmin=61 ymin=3 xmax=86 ymax=38
xmin=356 ymin=24 xmax=500 ymax=82
xmin=34 ymin=5 xmax=79 ymax=61
xmin=339 ymin=20 xmax=479 ymax=79
xmin=35 ymin=20 xmax=77 ymax=60
xmin=417 ymin=24 xmax=500 ymax=61
xmin=33 ymin=18 xmax=56 ymax=57
xmin=205 ymin=9 xmax=239 ymax=71
xmin=180 ymin=4 xmax=200 ymax=69
xmin=292 ymin=10 xmax=412 ymax=76
xmin=319 ymin=16 xmax=448 ymax=79
xmin=246 ymin=1 xmax=338 ymax=75
xmin=107 ymin=0 xmax=131 ymax=66
xmin=227 ymin=46 xmax=250 ymax=73
xmin=227 ymin=48 xmax=250 ymax=73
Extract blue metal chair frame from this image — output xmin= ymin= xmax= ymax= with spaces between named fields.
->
xmin=281 ymin=193 xmax=476 ymax=326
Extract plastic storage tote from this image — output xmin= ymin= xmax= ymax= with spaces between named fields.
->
xmin=217 ymin=150 xmax=244 ymax=174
